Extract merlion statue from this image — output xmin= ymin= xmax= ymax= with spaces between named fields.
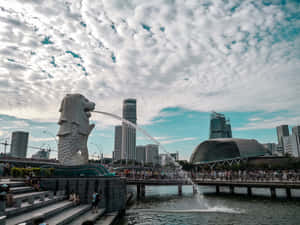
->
xmin=57 ymin=93 xmax=95 ymax=165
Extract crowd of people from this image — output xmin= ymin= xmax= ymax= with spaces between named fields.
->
xmin=191 ymin=169 xmax=300 ymax=182
xmin=69 ymin=190 xmax=80 ymax=205
xmin=115 ymin=168 xmax=185 ymax=180
xmin=114 ymin=167 xmax=300 ymax=183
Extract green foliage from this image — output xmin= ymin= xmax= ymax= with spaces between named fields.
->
xmin=177 ymin=160 xmax=193 ymax=171
xmin=11 ymin=167 xmax=22 ymax=177
xmin=10 ymin=167 xmax=54 ymax=177
xmin=49 ymin=168 xmax=54 ymax=175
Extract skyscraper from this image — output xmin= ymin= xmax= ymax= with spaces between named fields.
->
xmin=136 ymin=145 xmax=146 ymax=163
xmin=121 ymin=99 xmax=137 ymax=161
xmin=10 ymin=131 xmax=29 ymax=158
xmin=145 ymin=144 xmax=159 ymax=165
xmin=209 ymin=111 xmax=232 ymax=139
xmin=276 ymin=125 xmax=289 ymax=150
xmin=113 ymin=125 xmax=122 ymax=161
xmin=282 ymin=135 xmax=299 ymax=157
xmin=292 ymin=126 xmax=300 ymax=156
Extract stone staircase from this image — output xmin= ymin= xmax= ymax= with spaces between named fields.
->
xmin=1 ymin=180 xmax=106 ymax=225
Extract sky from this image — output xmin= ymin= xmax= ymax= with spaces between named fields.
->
xmin=0 ymin=0 xmax=299 ymax=160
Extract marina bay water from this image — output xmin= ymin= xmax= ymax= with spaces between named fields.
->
xmin=120 ymin=186 xmax=300 ymax=225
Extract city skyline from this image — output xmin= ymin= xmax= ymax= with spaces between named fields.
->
xmin=1 ymin=108 xmax=300 ymax=160
xmin=0 ymin=1 xmax=299 ymax=160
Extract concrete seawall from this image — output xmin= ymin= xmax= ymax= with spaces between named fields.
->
xmin=38 ymin=177 xmax=127 ymax=213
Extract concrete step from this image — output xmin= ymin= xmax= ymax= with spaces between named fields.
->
xmin=10 ymin=186 xmax=34 ymax=194
xmin=0 ymin=181 xmax=25 ymax=188
xmin=95 ymin=212 xmax=119 ymax=225
xmin=0 ymin=215 xmax=6 ymax=225
xmin=45 ymin=204 xmax=91 ymax=225
xmin=13 ymin=190 xmax=51 ymax=202
xmin=12 ymin=191 xmax=53 ymax=209
xmin=5 ymin=195 xmax=65 ymax=218
xmin=72 ymin=208 xmax=106 ymax=225
xmin=6 ymin=200 xmax=74 ymax=225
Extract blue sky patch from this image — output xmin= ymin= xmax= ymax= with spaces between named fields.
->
xmin=77 ymin=63 xmax=88 ymax=76
xmin=50 ymin=56 xmax=57 ymax=67
xmin=141 ymin=24 xmax=151 ymax=31
xmin=80 ymin=21 xmax=87 ymax=27
xmin=41 ymin=36 xmax=54 ymax=45
xmin=66 ymin=50 xmax=82 ymax=59
xmin=111 ymin=53 xmax=116 ymax=63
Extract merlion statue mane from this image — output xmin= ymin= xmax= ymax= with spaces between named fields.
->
xmin=57 ymin=93 xmax=95 ymax=165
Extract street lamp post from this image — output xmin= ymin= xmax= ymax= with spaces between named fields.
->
xmin=3 ymin=139 xmax=8 ymax=156
xmin=0 ymin=137 xmax=10 ymax=156
xmin=42 ymin=130 xmax=58 ymax=159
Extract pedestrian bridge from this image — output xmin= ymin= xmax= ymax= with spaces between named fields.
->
xmin=126 ymin=178 xmax=195 ymax=198
xmin=126 ymin=178 xmax=300 ymax=199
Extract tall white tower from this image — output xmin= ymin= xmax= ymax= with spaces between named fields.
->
xmin=121 ymin=99 xmax=137 ymax=162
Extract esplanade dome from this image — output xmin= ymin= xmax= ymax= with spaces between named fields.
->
xmin=190 ymin=138 xmax=268 ymax=164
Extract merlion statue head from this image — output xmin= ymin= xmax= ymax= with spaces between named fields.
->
xmin=57 ymin=93 xmax=95 ymax=136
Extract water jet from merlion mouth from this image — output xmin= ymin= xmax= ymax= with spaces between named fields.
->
xmin=92 ymin=110 xmax=208 ymax=207
xmin=93 ymin=110 xmax=180 ymax=166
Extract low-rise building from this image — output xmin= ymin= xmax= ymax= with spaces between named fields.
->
xmin=136 ymin=145 xmax=146 ymax=163
xmin=282 ymin=135 xmax=299 ymax=157
xmin=32 ymin=149 xmax=50 ymax=159
xmin=160 ymin=152 xmax=179 ymax=166
xmin=170 ymin=152 xmax=179 ymax=161
xmin=145 ymin=144 xmax=159 ymax=165
xmin=263 ymin=143 xmax=277 ymax=155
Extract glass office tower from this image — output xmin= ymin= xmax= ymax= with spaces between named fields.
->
xmin=209 ymin=111 xmax=232 ymax=139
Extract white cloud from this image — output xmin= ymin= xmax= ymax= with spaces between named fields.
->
xmin=235 ymin=115 xmax=300 ymax=131
xmin=91 ymin=132 xmax=112 ymax=138
xmin=0 ymin=0 xmax=299 ymax=127
xmin=30 ymin=136 xmax=55 ymax=142
xmin=0 ymin=130 xmax=9 ymax=139
xmin=160 ymin=137 xmax=199 ymax=145
xmin=248 ymin=117 xmax=262 ymax=122
xmin=156 ymin=110 xmax=184 ymax=118
xmin=1 ymin=120 xmax=30 ymax=130
xmin=137 ymin=136 xmax=171 ymax=141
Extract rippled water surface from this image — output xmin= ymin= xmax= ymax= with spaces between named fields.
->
xmin=119 ymin=186 xmax=300 ymax=225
